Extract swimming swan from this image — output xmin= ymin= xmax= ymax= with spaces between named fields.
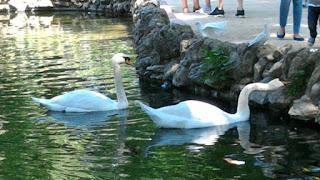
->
xmin=32 ymin=53 xmax=132 ymax=112
xmin=136 ymin=79 xmax=284 ymax=129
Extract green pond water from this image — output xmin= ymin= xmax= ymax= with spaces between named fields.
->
xmin=0 ymin=13 xmax=319 ymax=179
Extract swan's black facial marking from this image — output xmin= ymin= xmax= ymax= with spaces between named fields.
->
xmin=124 ymin=56 xmax=132 ymax=65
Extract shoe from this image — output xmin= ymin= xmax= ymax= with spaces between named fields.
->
xmin=209 ymin=7 xmax=224 ymax=17
xmin=235 ymin=9 xmax=245 ymax=17
xmin=204 ymin=5 xmax=212 ymax=14
xmin=193 ymin=7 xmax=201 ymax=12
xmin=308 ymin=37 xmax=316 ymax=46
xmin=194 ymin=8 xmax=205 ymax=14
xmin=277 ymin=32 xmax=285 ymax=39
xmin=293 ymin=36 xmax=304 ymax=41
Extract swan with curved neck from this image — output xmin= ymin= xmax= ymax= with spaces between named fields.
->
xmin=136 ymin=79 xmax=284 ymax=129
xmin=32 ymin=53 xmax=132 ymax=112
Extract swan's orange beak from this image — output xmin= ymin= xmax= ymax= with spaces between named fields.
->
xmin=124 ymin=57 xmax=133 ymax=65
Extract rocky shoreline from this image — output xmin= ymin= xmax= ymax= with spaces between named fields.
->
xmin=1 ymin=0 xmax=319 ymax=123
xmin=0 ymin=0 xmax=132 ymax=15
xmin=132 ymin=0 xmax=320 ymax=123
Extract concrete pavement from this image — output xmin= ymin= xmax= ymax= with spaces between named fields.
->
xmin=160 ymin=0 xmax=313 ymax=48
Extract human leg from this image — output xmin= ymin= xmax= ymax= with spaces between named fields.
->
xmin=308 ymin=6 xmax=319 ymax=45
xmin=181 ymin=0 xmax=189 ymax=13
xmin=278 ymin=0 xmax=291 ymax=37
xmin=308 ymin=6 xmax=319 ymax=38
xmin=204 ymin=0 xmax=212 ymax=13
xmin=292 ymin=0 xmax=303 ymax=37
xmin=237 ymin=0 xmax=244 ymax=10
xmin=218 ymin=0 xmax=224 ymax=9
xmin=235 ymin=0 xmax=245 ymax=16
xmin=193 ymin=0 xmax=201 ymax=11
xmin=209 ymin=0 xmax=224 ymax=16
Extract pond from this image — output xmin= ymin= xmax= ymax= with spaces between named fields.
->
xmin=0 ymin=13 xmax=319 ymax=179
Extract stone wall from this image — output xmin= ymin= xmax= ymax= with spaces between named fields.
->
xmin=2 ymin=0 xmax=132 ymax=15
xmin=52 ymin=0 xmax=131 ymax=14
xmin=132 ymin=0 xmax=320 ymax=123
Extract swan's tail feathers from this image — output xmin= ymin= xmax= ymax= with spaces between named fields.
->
xmin=32 ymin=97 xmax=65 ymax=111
xmin=267 ymin=78 xmax=284 ymax=90
xmin=32 ymin=97 xmax=49 ymax=105
xmin=135 ymin=100 xmax=156 ymax=116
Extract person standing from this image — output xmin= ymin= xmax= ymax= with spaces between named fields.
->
xmin=209 ymin=0 xmax=245 ymax=17
xmin=277 ymin=0 xmax=304 ymax=41
xmin=307 ymin=0 xmax=320 ymax=45
xmin=181 ymin=0 xmax=212 ymax=13
xmin=181 ymin=0 xmax=200 ymax=13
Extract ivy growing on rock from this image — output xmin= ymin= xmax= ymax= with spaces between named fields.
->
xmin=286 ymin=65 xmax=313 ymax=97
xmin=201 ymin=48 xmax=233 ymax=89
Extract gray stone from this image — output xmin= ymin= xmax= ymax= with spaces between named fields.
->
xmin=250 ymin=91 xmax=268 ymax=105
xmin=310 ymin=82 xmax=320 ymax=105
xmin=163 ymin=62 xmax=179 ymax=80
xmin=289 ymin=96 xmax=320 ymax=120
xmin=263 ymin=59 xmax=283 ymax=78
xmin=267 ymin=87 xmax=291 ymax=106
xmin=253 ymin=57 xmax=268 ymax=81
xmin=146 ymin=65 xmax=165 ymax=73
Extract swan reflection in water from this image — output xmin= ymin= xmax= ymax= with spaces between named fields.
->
xmin=36 ymin=110 xmax=128 ymax=128
xmin=145 ymin=121 xmax=263 ymax=155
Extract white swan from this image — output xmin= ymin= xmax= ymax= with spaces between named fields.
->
xmin=32 ymin=53 xmax=132 ymax=112
xmin=136 ymin=78 xmax=284 ymax=129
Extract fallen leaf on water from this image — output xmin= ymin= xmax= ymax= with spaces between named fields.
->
xmin=223 ymin=158 xmax=245 ymax=165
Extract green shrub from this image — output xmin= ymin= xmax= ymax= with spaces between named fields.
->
xmin=286 ymin=66 xmax=312 ymax=97
xmin=201 ymin=48 xmax=232 ymax=88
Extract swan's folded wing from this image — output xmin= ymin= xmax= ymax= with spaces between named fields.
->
xmin=50 ymin=90 xmax=117 ymax=111
xmin=158 ymin=100 xmax=231 ymax=127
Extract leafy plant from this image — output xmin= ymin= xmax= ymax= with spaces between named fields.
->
xmin=201 ymin=48 xmax=232 ymax=87
xmin=286 ymin=66 xmax=312 ymax=97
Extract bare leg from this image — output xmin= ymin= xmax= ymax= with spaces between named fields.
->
xmin=205 ymin=0 xmax=211 ymax=7
xmin=218 ymin=0 xmax=224 ymax=9
xmin=181 ymin=0 xmax=189 ymax=13
xmin=205 ymin=0 xmax=211 ymax=12
xmin=193 ymin=0 xmax=200 ymax=11
xmin=237 ymin=0 xmax=244 ymax=10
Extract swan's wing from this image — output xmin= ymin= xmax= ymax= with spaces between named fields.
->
xmin=50 ymin=90 xmax=117 ymax=111
xmin=157 ymin=100 xmax=230 ymax=128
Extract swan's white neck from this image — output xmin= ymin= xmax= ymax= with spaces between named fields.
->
xmin=113 ymin=63 xmax=128 ymax=109
xmin=226 ymin=82 xmax=277 ymax=122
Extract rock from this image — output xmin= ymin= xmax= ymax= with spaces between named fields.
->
xmin=250 ymin=91 xmax=268 ymax=105
xmin=256 ymin=44 xmax=276 ymax=59
xmin=253 ymin=57 xmax=268 ymax=81
xmin=163 ymin=61 xmax=179 ymax=80
xmin=235 ymin=49 xmax=257 ymax=79
xmin=146 ymin=65 xmax=165 ymax=73
xmin=263 ymin=59 xmax=283 ymax=78
xmin=289 ymin=96 xmax=320 ymax=120
xmin=306 ymin=60 xmax=320 ymax=101
xmin=172 ymin=66 xmax=190 ymax=87
xmin=267 ymin=87 xmax=291 ymax=106
xmin=310 ymin=82 xmax=320 ymax=105
xmin=188 ymin=63 xmax=202 ymax=84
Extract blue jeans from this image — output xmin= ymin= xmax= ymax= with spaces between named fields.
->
xmin=279 ymin=0 xmax=303 ymax=34
xmin=308 ymin=6 xmax=320 ymax=38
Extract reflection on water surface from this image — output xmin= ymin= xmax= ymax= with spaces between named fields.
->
xmin=0 ymin=13 xmax=319 ymax=179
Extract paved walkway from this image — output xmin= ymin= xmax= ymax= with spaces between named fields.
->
xmin=160 ymin=0 xmax=313 ymax=48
